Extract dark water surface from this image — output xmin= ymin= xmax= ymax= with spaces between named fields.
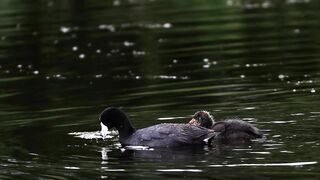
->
xmin=1 ymin=0 xmax=320 ymax=179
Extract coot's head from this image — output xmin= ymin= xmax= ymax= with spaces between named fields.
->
xmin=100 ymin=107 xmax=129 ymax=129
xmin=189 ymin=111 xmax=214 ymax=129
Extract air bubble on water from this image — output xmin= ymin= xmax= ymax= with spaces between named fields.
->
xmin=72 ymin=46 xmax=78 ymax=51
xmin=17 ymin=64 xmax=23 ymax=69
xmin=293 ymin=89 xmax=296 ymax=92
xmin=240 ymin=75 xmax=245 ymax=78
xmin=173 ymin=59 xmax=178 ymax=63
xmin=33 ymin=70 xmax=39 ymax=75
xmin=135 ymin=76 xmax=141 ymax=80
xmin=203 ymin=58 xmax=209 ymax=62
xmin=96 ymin=49 xmax=102 ymax=53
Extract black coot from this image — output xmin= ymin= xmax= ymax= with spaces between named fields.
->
xmin=100 ymin=107 xmax=218 ymax=148
xmin=189 ymin=111 xmax=263 ymax=144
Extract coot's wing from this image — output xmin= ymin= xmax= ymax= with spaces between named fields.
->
xmin=212 ymin=119 xmax=262 ymax=138
xmin=124 ymin=124 xmax=217 ymax=147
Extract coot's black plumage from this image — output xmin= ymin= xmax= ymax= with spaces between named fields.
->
xmin=189 ymin=111 xmax=263 ymax=144
xmin=100 ymin=107 xmax=217 ymax=148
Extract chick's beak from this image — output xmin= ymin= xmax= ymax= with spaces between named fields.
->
xmin=189 ymin=118 xmax=200 ymax=126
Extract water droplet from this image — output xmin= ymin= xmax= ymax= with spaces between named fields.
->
xmin=132 ymin=50 xmax=146 ymax=56
xmin=16 ymin=23 xmax=21 ymax=30
xmin=163 ymin=23 xmax=172 ymax=29
xmin=311 ymin=88 xmax=316 ymax=93
xmin=240 ymin=75 xmax=245 ymax=78
xmin=96 ymin=49 xmax=102 ymax=53
xmin=17 ymin=64 xmax=23 ymax=69
xmin=173 ymin=59 xmax=178 ymax=63
xmin=158 ymin=38 xmax=165 ymax=43
xmin=293 ymin=28 xmax=301 ymax=34
xmin=33 ymin=70 xmax=39 ymax=75
xmin=60 ymin=26 xmax=71 ymax=33
xmin=48 ymin=1 xmax=54 ymax=7
xmin=203 ymin=58 xmax=209 ymax=62
xmin=293 ymin=89 xmax=296 ymax=92
xmin=203 ymin=64 xmax=210 ymax=68
xmin=113 ymin=0 xmax=120 ymax=6
xmin=95 ymin=74 xmax=103 ymax=78
xmin=79 ymin=54 xmax=85 ymax=59
xmin=278 ymin=74 xmax=287 ymax=80
xmin=98 ymin=24 xmax=115 ymax=32
xmin=124 ymin=41 xmax=134 ymax=47
xmin=72 ymin=46 xmax=78 ymax=51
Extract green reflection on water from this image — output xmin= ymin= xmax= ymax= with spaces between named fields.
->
xmin=1 ymin=0 xmax=320 ymax=179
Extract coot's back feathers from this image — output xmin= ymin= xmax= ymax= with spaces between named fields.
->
xmin=124 ymin=124 xmax=217 ymax=147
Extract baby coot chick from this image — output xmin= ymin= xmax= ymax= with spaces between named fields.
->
xmin=100 ymin=107 xmax=218 ymax=148
xmin=189 ymin=111 xmax=263 ymax=144
xmin=189 ymin=110 xmax=214 ymax=128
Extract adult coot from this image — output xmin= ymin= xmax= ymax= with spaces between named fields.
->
xmin=189 ymin=111 xmax=263 ymax=144
xmin=100 ymin=107 xmax=218 ymax=148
